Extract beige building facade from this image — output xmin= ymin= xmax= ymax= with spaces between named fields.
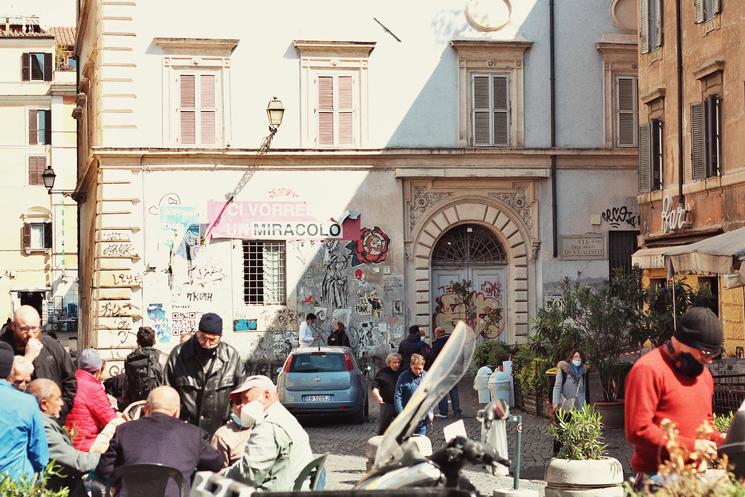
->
xmin=0 ymin=18 xmax=78 ymax=334
xmin=634 ymin=0 xmax=745 ymax=353
xmin=74 ymin=1 xmax=640 ymax=372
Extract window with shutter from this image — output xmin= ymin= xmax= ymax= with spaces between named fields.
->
xmin=28 ymin=156 xmax=46 ymax=186
xmin=21 ymin=53 xmax=30 ymax=81
xmin=690 ymin=102 xmax=705 ymax=180
xmin=22 ymin=223 xmax=31 ymax=249
xmin=315 ymin=73 xmax=356 ymax=147
xmin=471 ymin=73 xmax=509 ymax=146
xmin=200 ymin=75 xmax=216 ymax=145
xmin=43 ymin=53 xmax=52 ymax=81
xmin=29 ymin=53 xmax=46 ymax=81
xmin=638 ymin=124 xmax=651 ymax=192
xmin=43 ymin=109 xmax=51 ymax=145
xmin=697 ymin=0 xmax=721 ymax=22
xmin=44 ymin=222 xmax=52 ymax=249
xmin=704 ymin=94 xmax=721 ymax=177
xmin=616 ymin=76 xmax=638 ymax=147
xmin=24 ymin=222 xmax=49 ymax=251
xmin=29 ymin=110 xmax=38 ymax=145
xmin=651 ymin=119 xmax=664 ymax=190
xmin=29 ymin=110 xmax=51 ymax=145
xmin=179 ymin=74 xmax=196 ymax=144
xmin=640 ymin=0 xmax=649 ymax=53
xmin=177 ymin=71 xmax=221 ymax=146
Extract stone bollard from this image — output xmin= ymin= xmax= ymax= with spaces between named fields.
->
xmin=364 ymin=435 xmax=433 ymax=471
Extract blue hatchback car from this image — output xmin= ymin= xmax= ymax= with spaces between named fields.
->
xmin=277 ymin=347 xmax=370 ymax=423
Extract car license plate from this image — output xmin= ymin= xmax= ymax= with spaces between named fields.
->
xmin=303 ymin=395 xmax=332 ymax=402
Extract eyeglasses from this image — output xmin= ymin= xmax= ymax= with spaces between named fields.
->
xmin=12 ymin=379 xmax=29 ymax=387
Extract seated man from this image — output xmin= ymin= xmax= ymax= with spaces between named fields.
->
xmin=96 ymin=386 xmax=222 ymax=497
xmin=225 ymin=375 xmax=313 ymax=491
xmin=28 ymin=379 xmax=100 ymax=497
xmin=210 ymin=383 xmax=254 ymax=468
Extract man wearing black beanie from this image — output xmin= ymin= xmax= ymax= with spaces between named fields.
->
xmin=164 ymin=312 xmax=246 ymax=440
xmin=0 ymin=341 xmax=49 ymax=481
xmin=625 ymin=306 xmax=725 ymax=489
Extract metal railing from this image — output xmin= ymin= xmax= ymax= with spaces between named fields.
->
xmin=713 ymin=374 xmax=745 ymax=414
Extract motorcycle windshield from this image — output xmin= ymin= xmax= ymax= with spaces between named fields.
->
xmin=373 ymin=321 xmax=478 ymax=469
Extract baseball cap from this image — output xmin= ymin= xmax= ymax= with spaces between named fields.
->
xmin=230 ymin=375 xmax=276 ymax=401
xmin=78 ymin=348 xmax=103 ymax=372
xmin=674 ymin=307 xmax=723 ymax=355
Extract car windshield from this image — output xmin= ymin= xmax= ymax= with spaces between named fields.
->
xmin=290 ymin=353 xmax=346 ymax=373
xmin=372 ymin=321 xmax=477 ymax=469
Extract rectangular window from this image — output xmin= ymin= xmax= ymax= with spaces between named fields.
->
xmin=23 ymin=222 xmax=52 ymax=250
xmin=640 ymin=0 xmax=663 ymax=54
xmin=472 ymin=74 xmax=509 ymax=146
xmin=316 ymin=74 xmax=354 ymax=146
xmin=696 ymin=0 xmax=721 ymax=23
xmin=697 ymin=276 xmax=719 ymax=317
xmin=242 ymin=240 xmax=286 ymax=305
xmin=21 ymin=52 xmax=52 ymax=81
xmin=616 ymin=76 xmax=638 ymax=147
xmin=691 ymin=95 xmax=722 ymax=180
xmin=28 ymin=156 xmax=46 ymax=186
xmin=28 ymin=110 xmax=51 ymax=145
xmin=608 ymin=230 xmax=639 ymax=280
xmin=651 ymin=119 xmax=663 ymax=190
xmin=178 ymin=72 xmax=218 ymax=145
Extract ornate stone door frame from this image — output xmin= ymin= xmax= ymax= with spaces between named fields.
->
xmin=408 ymin=195 xmax=535 ymax=343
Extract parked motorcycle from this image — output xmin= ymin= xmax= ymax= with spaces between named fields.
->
xmin=354 ymin=321 xmax=511 ymax=493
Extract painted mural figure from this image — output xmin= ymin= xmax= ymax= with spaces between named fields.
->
xmin=321 ymin=252 xmax=349 ymax=309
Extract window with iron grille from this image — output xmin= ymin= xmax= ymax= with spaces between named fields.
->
xmin=242 ymin=241 xmax=286 ymax=305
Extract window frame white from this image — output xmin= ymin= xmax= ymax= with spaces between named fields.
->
xmin=294 ymin=40 xmax=376 ymax=149
xmin=313 ymin=71 xmax=358 ymax=147
xmin=470 ymin=72 xmax=511 ymax=147
xmin=174 ymin=70 xmax=221 ymax=146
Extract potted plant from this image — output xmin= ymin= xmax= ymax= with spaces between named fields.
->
xmin=545 ymin=404 xmax=624 ymax=497
xmin=513 ymin=345 xmax=552 ymax=416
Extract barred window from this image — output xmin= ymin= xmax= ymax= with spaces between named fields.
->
xmin=242 ymin=241 xmax=286 ymax=305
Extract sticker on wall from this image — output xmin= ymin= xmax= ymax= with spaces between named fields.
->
xmin=234 ymin=319 xmax=258 ymax=332
xmin=346 ymin=226 xmax=390 ymax=267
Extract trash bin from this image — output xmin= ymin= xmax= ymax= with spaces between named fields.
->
xmin=474 ymin=366 xmax=493 ymax=404
xmin=488 ymin=370 xmax=512 ymax=407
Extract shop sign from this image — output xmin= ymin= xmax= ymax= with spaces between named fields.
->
xmin=661 ymin=196 xmax=690 ymax=233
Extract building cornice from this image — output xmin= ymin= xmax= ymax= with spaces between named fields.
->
xmin=153 ymin=37 xmax=239 ymax=54
xmin=90 ymin=147 xmax=637 ymax=170
xmin=293 ymin=40 xmax=376 ymax=58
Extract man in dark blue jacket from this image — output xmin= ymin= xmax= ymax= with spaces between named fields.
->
xmin=393 ymin=353 xmax=428 ymax=435
xmin=430 ymin=327 xmax=462 ymax=418
xmin=397 ymin=325 xmax=429 ymax=368
xmin=96 ymin=386 xmax=222 ymax=497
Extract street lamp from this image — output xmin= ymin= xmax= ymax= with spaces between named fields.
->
xmin=42 ymin=164 xmax=86 ymax=202
xmin=266 ymin=97 xmax=285 ymax=134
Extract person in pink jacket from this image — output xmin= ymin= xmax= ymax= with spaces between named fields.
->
xmin=65 ymin=349 xmax=118 ymax=451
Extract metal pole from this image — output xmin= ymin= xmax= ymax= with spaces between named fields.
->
xmin=512 ymin=414 xmax=522 ymax=490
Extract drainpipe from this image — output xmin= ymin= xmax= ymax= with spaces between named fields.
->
xmin=549 ymin=0 xmax=558 ymax=257
xmin=75 ymin=49 xmax=82 ymax=346
xmin=675 ymin=0 xmax=684 ymax=202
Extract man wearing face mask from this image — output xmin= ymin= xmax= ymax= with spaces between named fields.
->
xmin=210 ymin=382 xmax=256 ymax=468
xmin=165 ymin=313 xmax=246 ymax=440
xmin=225 ymin=375 xmax=314 ymax=491
xmin=625 ymin=306 xmax=725 ymax=485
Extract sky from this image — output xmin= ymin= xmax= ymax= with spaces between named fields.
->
xmin=0 ymin=0 xmax=77 ymax=27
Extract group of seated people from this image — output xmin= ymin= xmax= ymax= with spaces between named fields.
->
xmin=1 ymin=340 xmax=315 ymax=497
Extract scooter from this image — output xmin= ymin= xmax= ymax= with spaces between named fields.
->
xmin=353 ymin=322 xmax=512 ymax=494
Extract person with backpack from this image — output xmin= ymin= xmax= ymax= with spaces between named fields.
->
xmin=123 ymin=327 xmax=164 ymax=409
xmin=397 ymin=325 xmax=430 ymax=368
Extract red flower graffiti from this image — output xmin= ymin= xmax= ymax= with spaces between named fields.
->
xmin=347 ymin=226 xmax=390 ymax=266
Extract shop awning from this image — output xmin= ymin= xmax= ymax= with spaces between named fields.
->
xmin=631 ymin=246 xmax=669 ymax=269
xmin=664 ymin=226 xmax=745 ymax=289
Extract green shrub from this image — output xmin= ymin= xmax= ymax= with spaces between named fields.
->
xmin=0 ymin=462 xmax=69 ymax=497
xmin=715 ymin=411 xmax=734 ymax=434
xmin=473 ymin=340 xmax=509 ymax=369
xmin=513 ymin=345 xmax=552 ymax=396
xmin=548 ymin=404 xmax=607 ymax=460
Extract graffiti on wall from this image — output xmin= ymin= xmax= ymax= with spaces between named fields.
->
xmin=601 ymin=205 xmax=640 ymax=229
xmin=433 ymin=282 xmax=504 ymax=339
xmin=346 ymin=226 xmax=390 ymax=267
xmin=146 ymin=303 xmax=172 ymax=344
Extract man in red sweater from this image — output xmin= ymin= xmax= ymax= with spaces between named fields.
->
xmin=625 ymin=307 xmax=725 ymax=487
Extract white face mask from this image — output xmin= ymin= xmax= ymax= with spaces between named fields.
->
xmin=572 ymin=359 xmax=582 ymax=367
xmin=240 ymin=400 xmax=266 ymax=428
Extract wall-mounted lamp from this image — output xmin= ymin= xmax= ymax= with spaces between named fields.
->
xmin=266 ymin=97 xmax=285 ymax=134
xmin=42 ymin=164 xmax=86 ymax=203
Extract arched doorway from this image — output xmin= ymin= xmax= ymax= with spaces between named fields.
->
xmin=431 ymin=224 xmax=507 ymax=340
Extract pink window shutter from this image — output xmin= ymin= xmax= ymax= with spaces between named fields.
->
xmin=338 ymin=76 xmax=353 ymax=145
xmin=180 ymin=75 xmax=196 ymax=144
xmin=318 ymin=76 xmax=334 ymax=145
xmin=200 ymin=75 xmax=216 ymax=144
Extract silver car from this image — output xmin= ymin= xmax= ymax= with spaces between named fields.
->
xmin=277 ymin=346 xmax=370 ymax=423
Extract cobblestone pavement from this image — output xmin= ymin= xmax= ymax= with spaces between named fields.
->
xmin=302 ymin=404 xmax=634 ymax=497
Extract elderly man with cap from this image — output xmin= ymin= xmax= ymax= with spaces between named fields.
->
xmin=625 ymin=306 xmax=726 ymax=488
xmin=1 ymin=305 xmax=77 ymax=418
xmin=210 ymin=379 xmax=255 ymax=468
xmin=165 ymin=312 xmax=245 ymax=440
xmin=225 ymin=375 xmax=313 ymax=491
xmin=96 ymin=386 xmax=222 ymax=497
xmin=0 ymin=342 xmax=49 ymax=481
xmin=65 ymin=348 xmax=121 ymax=451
